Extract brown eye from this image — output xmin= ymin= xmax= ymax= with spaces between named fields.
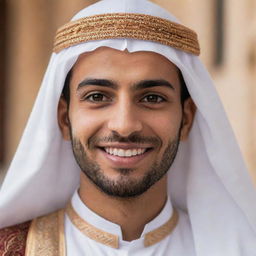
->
xmin=142 ymin=94 xmax=165 ymax=103
xmin=85 ymin=93 xmax=110 ymax=102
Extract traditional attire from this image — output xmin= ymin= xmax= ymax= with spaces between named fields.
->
xmin=0 ymin=0 xmax=255 ymax=255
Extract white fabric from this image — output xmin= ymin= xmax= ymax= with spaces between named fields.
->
xmin=0 ymin=0 xmax=256 ymax=255
xmin=65 ymin=190 xmax=195 ymax=256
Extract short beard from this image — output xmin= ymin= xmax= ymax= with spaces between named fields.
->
xmin=71 ymin=130 xmax=181 ymax=198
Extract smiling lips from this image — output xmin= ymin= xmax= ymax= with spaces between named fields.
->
xmin=104 ymin=147 xmax=147 ymax=157
xmin=99 ymin=145 xmax=152 ymax=167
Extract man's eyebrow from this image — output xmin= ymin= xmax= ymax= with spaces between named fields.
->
xmin=77 ymin=78 xmax=117 ymax=90
xmin=77 ymin=78 xmax=175 ymax=91
xmin=132 ymin=79 xmax=175 ymax=91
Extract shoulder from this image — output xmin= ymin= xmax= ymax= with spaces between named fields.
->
xmin=0 ymin=221 xmax=31 ymax=256
xmin=0 ymin=209 xmax=64 ymax=255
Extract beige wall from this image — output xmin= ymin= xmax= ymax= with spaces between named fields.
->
xmin=2 ymin=0 xmax=256 ymax=183
xmin=213 ymin=0 xmax=256 ymax=181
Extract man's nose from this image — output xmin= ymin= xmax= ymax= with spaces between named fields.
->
xmin=107 ymin=101 xmax=143 ymax=137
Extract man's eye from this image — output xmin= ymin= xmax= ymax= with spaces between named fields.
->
xmin=85 ymin=93 xmax=110 ymax=102
xmin=141 ymin=94 xmax=165 ymax=103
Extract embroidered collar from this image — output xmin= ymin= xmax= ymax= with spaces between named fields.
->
xmin=65 ymin=191 xmax=178 ymax=249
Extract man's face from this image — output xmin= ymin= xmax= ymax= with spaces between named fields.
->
xmin=58 ymin=47 xmax=194 ymax=198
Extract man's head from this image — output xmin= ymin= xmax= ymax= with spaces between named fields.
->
xmin=58 ymin=47 xmax=195 ymax=198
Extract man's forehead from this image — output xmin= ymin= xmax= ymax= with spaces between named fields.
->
xmin=73 ymin=46 xmax=179 ymax=73
xmin=68 ymin=46 xmax=181 ymax=94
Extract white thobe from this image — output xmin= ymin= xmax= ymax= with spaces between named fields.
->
xmin=65 ymin=191 xmax=195 ymax=255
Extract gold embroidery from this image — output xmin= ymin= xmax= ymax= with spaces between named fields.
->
xmin=22 ymin=203 xmax=178 ymax=253
xmin=66 ymin=202 xmax=179 ymax=248
xmin=53 ymin=13 xmax=200 ymax=55
xmin=144 ymin=208 xmax=179 ymax=247
xmin=25 ymin=209 xmax=66 ymax=256
xmin=66 ymin=202 xmax=119 ymax=249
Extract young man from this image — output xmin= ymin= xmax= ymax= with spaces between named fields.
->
xmin=0 ymin=0 xmax=255 ymax=255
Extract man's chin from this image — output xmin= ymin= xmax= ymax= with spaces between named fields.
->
xmin=83 ymin=170 xmax=153 ymax=198
xmin=95 ymin=184 xmax=151 ymax=198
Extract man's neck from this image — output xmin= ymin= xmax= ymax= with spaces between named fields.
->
xmin=79 ymin=173 xmax=168 ymax=241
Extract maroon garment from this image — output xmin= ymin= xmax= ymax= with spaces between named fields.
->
xmin=0 ymin=221 xmax=31 ymax=256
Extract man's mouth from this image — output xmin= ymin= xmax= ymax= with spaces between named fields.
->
xmin=104 ymin=147 xmax=148 ymax=157
xmin=96 ymin=145 xmax=154 ymax=167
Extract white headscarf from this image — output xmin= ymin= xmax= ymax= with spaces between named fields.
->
xmin=0 ymin=0 xmax=255 ymax=255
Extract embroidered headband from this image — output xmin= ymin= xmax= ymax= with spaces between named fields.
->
xmin=53 ymin=13 xmax=200 ymax=55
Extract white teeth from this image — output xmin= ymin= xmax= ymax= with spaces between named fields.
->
xmin=118 ymin=149 xmax=125 ymax=157
xmin=125 ymin=150 xmax=132 ymax=157
xmin=104 ymin=147 xmax=147 ymax=157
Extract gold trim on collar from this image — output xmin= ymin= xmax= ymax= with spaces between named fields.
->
xmin=53 ymin=13 xmax=200 ymax=56
xmin=66 ymin=202 xmax=119 ymax=248
xmin=66 ymin=202 xmax=179 ymax=248
xmin=144 ymin=208 xmax=178 ymax=247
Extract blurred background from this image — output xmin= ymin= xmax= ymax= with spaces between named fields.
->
xmin=0 ymin=0 xmax=255 ymax=184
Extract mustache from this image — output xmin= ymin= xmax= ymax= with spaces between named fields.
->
xmin=88 ymin=132 xmax=161 ymax=148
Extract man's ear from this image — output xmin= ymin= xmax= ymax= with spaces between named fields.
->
xmin=57 ymin=96 xmax=71 ymax=140
xmin=180 ymin=98 xmax=196 ymax=141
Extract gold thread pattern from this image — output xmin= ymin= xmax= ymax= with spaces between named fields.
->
xmin=144 ymin=209 xmax=179 ymax=247
xmin=66 ymin=202 xmax=119 ymax=249
xmin=66 ymin=202 xmax=179 ymax=248
xmin=25 ymin=209 xmax=66 ymax=256
xmin=53 ymin=13 xmax=200 ymax=55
